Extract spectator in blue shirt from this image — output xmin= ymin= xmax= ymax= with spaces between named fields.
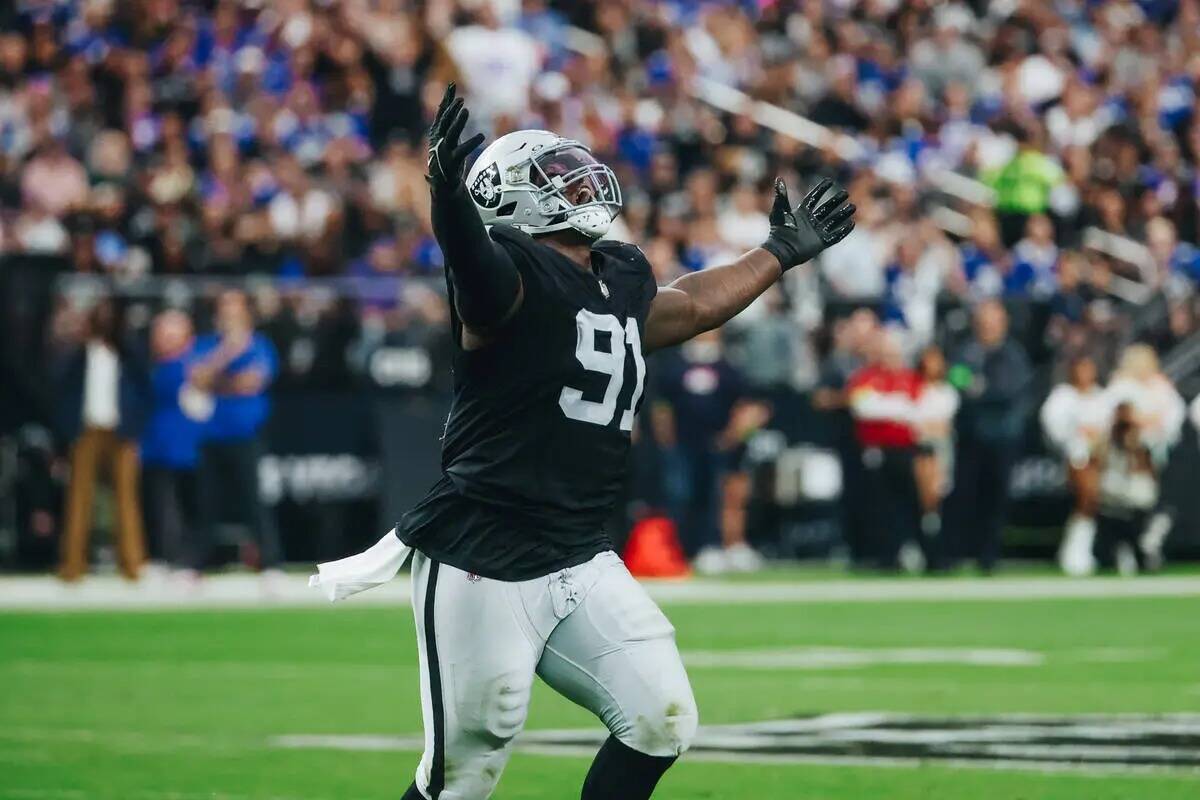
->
xmin=188 ymin=289 xmax=281 ymax=574
xmin=1147 ymin=215 xmax=1200 ymax=284
xmin=1010 ymin=214 xmax=1060 ymax=299
xmin=141 ymin=310 xmax=203 ymax=570
xmin=959 ymin=211 xmax=1008 ymax=299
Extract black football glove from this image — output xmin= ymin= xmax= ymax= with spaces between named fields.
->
xmin=427 ymin=82 xmax=486 ymax=194
xmin=760 ymin=177 xmax=856 ymax=271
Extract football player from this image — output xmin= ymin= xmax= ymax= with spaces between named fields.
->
xmin=339 ymin=83 xmax=854 ymax=800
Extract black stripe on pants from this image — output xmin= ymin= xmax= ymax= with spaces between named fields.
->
xmin=423 ymin=561 xmax=445 ymax=799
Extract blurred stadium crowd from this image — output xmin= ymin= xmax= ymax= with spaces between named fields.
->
xmin=2 ymin=0 xmax=1200 ymax=580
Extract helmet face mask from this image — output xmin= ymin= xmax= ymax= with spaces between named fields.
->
xmin=466 ymin=131 xmax=621 ymax=239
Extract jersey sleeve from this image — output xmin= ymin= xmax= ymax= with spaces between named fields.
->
xmin=441 ymin=224 xmax=555 ymax=348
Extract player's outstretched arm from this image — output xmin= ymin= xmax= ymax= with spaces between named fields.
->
xmin=428 ymin=83 xmax=524 ymax=341
xmin=643 ymin=178 xmax=855 ymax=352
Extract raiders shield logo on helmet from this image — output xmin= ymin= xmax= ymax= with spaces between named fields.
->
xmin=470 ymin=162 xmax=502 ymax=209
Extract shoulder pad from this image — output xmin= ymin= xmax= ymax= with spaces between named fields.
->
xmin=592 ymin=239 xmax=648 ymax=264
xmin=486 ymin=223 xmax=535 ymax=245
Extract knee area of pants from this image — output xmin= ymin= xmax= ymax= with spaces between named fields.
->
xmin=436 ymin=750 xmax=507 ymax=800
xmin=620 ymin=697 xmax=699 ymax=758
xmin=470 ymin=675 xmax=532 ymax=746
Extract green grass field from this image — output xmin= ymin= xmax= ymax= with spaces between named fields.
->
xmin=2 ymin=581 xmax=1199 ymax=799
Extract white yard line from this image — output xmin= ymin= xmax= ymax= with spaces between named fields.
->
xmin=0 ymin=727 xmax=254 ymax=757
xmin=649 ymin=575 xmax=1200 ymax=604
xmin=1 ymin=790 xmax=337 ymax=800
xmin=682 ymin=647 xmax=1046 ymax=669
xmin=0 ymin=659 xmax=404 ymax=681
xmin=1 ymin=572 xmax=1199 ymax=612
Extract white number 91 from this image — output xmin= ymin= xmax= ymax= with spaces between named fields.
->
xmin=558 ymin=309 xmax=645 ymax=431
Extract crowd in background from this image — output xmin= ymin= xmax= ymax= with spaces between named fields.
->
xmin=811 ymin=300 xmax=1194 ymax=576
xmin=3 ymin=0 xmax=1200 ymax=577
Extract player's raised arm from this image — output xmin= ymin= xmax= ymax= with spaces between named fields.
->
xmin=427 ymin=83 xmax=525 ymax=341
xmin=643 ymin=178 xmax=855 ymax=352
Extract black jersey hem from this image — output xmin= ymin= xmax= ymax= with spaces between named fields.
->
xmin=395 ymin=473 xmax=618 ymax=582
xmin=400 ymin=538 xmax=614 ymax=583
xmin=444 ymin=470 xmax=613 ymax=535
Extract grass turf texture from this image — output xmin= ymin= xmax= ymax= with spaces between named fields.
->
xmin=2 ymin=590 xmax=1198 ymax=799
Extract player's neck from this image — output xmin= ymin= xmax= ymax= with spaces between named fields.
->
xmin=541 ymin=232 xmax=594 ymax=272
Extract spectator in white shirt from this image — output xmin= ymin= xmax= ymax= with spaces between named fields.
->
xmin=716 ymin=183 xmax=770 ymax=252
xmin=445 ymin=5 xmax=542 ymax=124
xmin=820 ymin=185 xmax=888 ymax=299
xmin=1102 ymin=345 xmax=1185 ymax=570
xmin=912 ymin=345 xmax=959 ymax=542
xmin=20 ymin=139 xmax=88 ymax=219
xmin=1095 ymin=403 xmax=1162 ymax=574
xmin=268 ymin=155 xmax=336 ymax=242
xmin=1044 ymin=79 xmax=1112 ymax=151
xmin=1105 ymin=345 xmax=1185 ymax=461
xmin=55 ymin=299 xmax=150 ymax=581
xmin=1041 ymin=355 xmax=1111 ymax=576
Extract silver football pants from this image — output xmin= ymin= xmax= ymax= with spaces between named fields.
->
xmin=410 ymin=548 xmax=697 ymax=799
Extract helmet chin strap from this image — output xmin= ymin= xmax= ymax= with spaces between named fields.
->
xmin=565 ymin=205 xmax=613 ymax=239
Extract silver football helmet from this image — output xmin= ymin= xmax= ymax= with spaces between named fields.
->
xmin=464 ymin=130 xmax=621 ymax=239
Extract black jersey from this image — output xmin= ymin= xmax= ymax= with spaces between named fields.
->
xmin=396 ymin=225 xmax=658 ymax=580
